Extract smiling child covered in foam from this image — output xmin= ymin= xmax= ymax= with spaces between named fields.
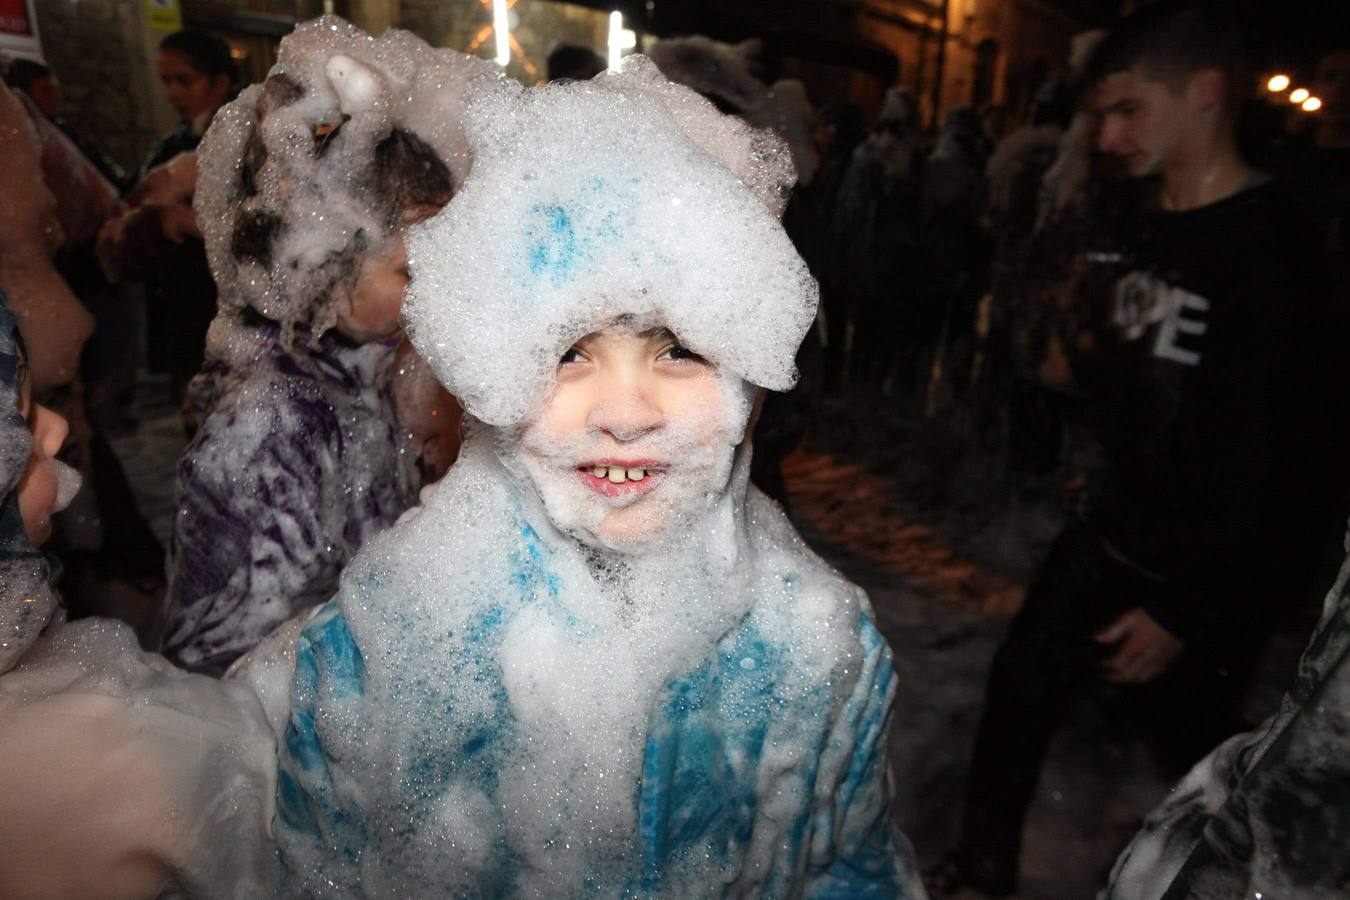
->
xmin=250 ymin=56 xmax=925 ymax=897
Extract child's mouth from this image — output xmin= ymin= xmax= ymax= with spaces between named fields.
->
xmin=575 ymin=461 xmax=664 ymax=498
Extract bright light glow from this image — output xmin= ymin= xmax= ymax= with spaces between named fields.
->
xmin=1303 ymin=96 xmax=1323 ymax=112
xmin=608 ymin=11 xmax=624 ymax=70
xmin=1267 ymin=74 xmax=1290 ymax=92
xmin=1290 ymin=87 xmax=1310 ymax=104
xmin=493 ymin=0 xmax=511 ymax=66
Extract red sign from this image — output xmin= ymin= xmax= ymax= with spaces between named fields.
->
xmin=0 ymin=0 xmax=32 ymax=37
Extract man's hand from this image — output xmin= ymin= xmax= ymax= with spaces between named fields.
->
xmin=1094 ymin=607 xmax=1183 ymax=684
xmin=158 ymin=202 xmax=201 ymax=244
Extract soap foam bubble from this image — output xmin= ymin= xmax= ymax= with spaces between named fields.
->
xmin=404 ymin=56 xmax=817 ymax=427
xmin=195 ymin=16 xmax=496 ymax=342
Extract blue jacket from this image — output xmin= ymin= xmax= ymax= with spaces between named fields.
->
xmin=269 ymin=436 xmax=923 ymax=898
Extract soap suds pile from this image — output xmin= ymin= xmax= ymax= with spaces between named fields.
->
xmin=404 ymin=56 xmax=817 ymax=428
xmin=196 ymin=16 xmax=495 ymax=340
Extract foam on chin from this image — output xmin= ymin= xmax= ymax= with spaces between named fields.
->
xmin=499 ymin=373 xmax=753 ymax=554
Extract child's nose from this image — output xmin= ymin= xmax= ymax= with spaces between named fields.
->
xmin=587 ymin=387 xmax=662 ymax=443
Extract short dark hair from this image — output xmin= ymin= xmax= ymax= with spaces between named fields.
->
xmin=547 ymin=44 xmax=605 ymax=82
xmin=3 ymin=58 xmax=49 ymax=92
xmin=160 ymin=29 xmax=238 ymax=84
xmin=1081 ymin=1 xmax=1247 ymax=100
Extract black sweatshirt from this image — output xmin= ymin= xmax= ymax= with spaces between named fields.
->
xmin=1073 ymin=179 xmax=1348 ymax=657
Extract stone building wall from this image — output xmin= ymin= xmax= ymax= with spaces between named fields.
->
xmin=934 ymin=0 xmax=1081 ymax=133
xmin=32 ymin=0 xmax=173 ymax=173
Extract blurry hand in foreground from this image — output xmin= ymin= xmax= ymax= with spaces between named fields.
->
xmin=1095 ymin=607 xmax=1183 ymax=684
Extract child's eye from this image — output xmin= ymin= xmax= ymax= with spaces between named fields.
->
xmin=659 ymin=344 xmax=704 ymax=363
xmin=560 ymin=347 xmax=583 ymax=365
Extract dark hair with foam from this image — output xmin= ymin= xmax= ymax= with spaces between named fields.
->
xmin=1081 ymin=1 xmax=1248 ymax=106
xmin=227 ymin=72 xmax=454 ymax=326
xmin=160 ymin=29 xmax=239 ymax=85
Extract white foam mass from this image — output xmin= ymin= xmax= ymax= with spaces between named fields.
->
xmin=195 ymin=16 xmax=496 ymax=337
xmin=248 ymin=46 xmax=915 ymax=896
xmin=403 ymin=56 xmax=817 ymax=427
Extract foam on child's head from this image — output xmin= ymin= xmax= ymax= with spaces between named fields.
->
xmin=195 ymin=16 xmax=494 ymax=336
xmin=403 ymin=56 xmax=818 ymax=427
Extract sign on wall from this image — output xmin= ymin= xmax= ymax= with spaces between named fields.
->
xmin=145 ymin=0 xmax=183 ymax=33
xmin=0 ymin=0 xmax=42 ymax=61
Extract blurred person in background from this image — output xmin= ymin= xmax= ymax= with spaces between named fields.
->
xmin=833 ymin=87 xmax=926 ymax=390
xmin=3 ymin=58 xmax=129 ymax=192
xmin=938 ymin=3 xmax=1348 ymax=896
xmin=143 ymin=30 xmax=238 ymax=175
xmin=919 ymin=106 xmax=992 ymax=412
xmin=1297 ymin=45 xmax=1350 ymax=281
xmin=805 ymin=102 xmax=866 ymax=391
xmin=100 ymin=29 xmax=238 ymax=412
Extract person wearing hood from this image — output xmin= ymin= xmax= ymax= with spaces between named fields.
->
xmin=234 ymin=55 xmax=925 ymax=898
xmin=0 ymin=290 xmax=278 ymax=899
xmin=833 ymin=86 xmax=926 ymax=389
xmin=0 ymin=294 xmax=76 ymax=673
xmin=918 ymin=106 xmax=992 ymax=410
xmin=161 ymin=21 xmax=490 ymax=674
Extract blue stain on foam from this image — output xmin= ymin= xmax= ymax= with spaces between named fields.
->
xmin=527 ymin=204 xmax=580 ymax=281
xmin=524 ymin=177 xmax=637 ymax=286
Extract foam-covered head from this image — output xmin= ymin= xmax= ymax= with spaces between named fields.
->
xmin=404 ymin=56 xmax=816 ymax=428
xmin=195 ymin=16 xmax=494 ymax=336
xmin=0 ymin=293 xmax=59 ymax=674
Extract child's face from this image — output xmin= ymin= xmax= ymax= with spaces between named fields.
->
xmin=512 ymin=325 xmax=750 ymax=550
xmin=12 ymin=351 xmax=77 ymax=547
xmin=336 ymin=233 xmax=408 ymax=343
xmin=336 ymin=205 xmax=443 ymax=344
xmin=157 ymin=49 xmax=230 ymax=123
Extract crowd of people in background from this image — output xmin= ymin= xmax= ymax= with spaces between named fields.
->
xmin=2 ymin=0 xmax=1350 ymax=896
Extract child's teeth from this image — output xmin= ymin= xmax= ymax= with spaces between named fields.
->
xmin=592 ymin=466 xmax=607 ymax=478
xmin=627 ymin=468 xmax=645 ymax=481
xmin=607 ymin=467 xmax=626 ymax=484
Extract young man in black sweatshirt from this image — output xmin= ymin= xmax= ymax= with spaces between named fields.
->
xmin=942 ymin=4 xmax=1347 ymax=896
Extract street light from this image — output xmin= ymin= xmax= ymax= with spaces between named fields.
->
xmin=1290 ymin=87 xmax=1310 ymax=104
xmin=493 ymin=0 xmax=510 ymax=66
xmin=1303 ymin=96 xmax=1323 ymax=112
xmin=607 ymin=12 xmax=638 ymax=70
xmin=608 ymin=11 xmax=624 ymax=70
xmin=1267 ymin=73 xmax=1290 ymax=92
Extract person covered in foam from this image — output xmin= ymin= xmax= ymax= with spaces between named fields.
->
xmin=162 ymin=19 xmax=492 ymax=674
xmin=252 ymin=57 xmax=925 ymax=896
xmin=0 ymin=292 xmax=278 ymax=899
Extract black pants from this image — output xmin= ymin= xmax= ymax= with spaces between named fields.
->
xmin=955 ymin=526 xmax=1249 ymax=893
